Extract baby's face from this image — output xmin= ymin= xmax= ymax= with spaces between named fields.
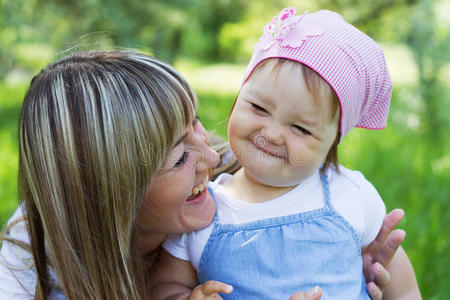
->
xmin=228 ymin=62 xmax=339 ymax=187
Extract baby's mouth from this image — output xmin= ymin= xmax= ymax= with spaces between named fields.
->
xmin=186 ymin=175 xmax=209 ymax=202
xmin=253 ymin=143 xmax=287 ymax=159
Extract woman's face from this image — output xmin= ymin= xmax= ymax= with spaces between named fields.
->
xmin=139 ymin=117 xmax=220 ymax=235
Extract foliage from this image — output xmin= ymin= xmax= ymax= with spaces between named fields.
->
xmin=0 ymin=83 xmax=24 ymax=227
xmin=407 ymin=0 xmax=450 ymax=141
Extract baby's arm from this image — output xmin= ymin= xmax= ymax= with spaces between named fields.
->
xmin=149 ymin=249 xmax=233 ymax=299
xmin=382 ymin=246 xmax=421 ymax=299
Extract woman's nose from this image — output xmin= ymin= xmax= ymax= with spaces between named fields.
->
xmin=261 ymin=124 xmax=284 ymax=145
xmin=195 ymin=143 xmax=220 ymax=173
xmin=192 ymin=119 xmax=219 ymax=173
xmin=196 ymin=120 xmax=208 ymax=144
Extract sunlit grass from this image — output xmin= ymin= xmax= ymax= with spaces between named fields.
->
xmin=0 ymin=83 xmax=25 ymax=228
xmin=175 ymin=58 xmax=245 ymax=95
xmin=381 ymin=43 xmax=419 ymax=86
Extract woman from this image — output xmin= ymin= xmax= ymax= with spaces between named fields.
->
xmin=0 ymin=50 xmax=404 ymax=299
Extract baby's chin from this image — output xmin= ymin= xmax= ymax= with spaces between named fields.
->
xmin=260 ymin=178 xmax=303 ymax=188
xmin=246 ymin=168 xmax=305 ymax=188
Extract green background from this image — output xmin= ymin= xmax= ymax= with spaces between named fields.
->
xmin=0 ymin=0 xmax=449 ymax=298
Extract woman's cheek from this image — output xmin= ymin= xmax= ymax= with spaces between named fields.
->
xmin=177 ymin=159 xmax=196 ymax=195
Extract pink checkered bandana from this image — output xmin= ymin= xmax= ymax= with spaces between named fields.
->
xmin=242 ymin=8 xmax=392 ymax=141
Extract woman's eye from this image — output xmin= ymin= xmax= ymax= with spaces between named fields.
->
xmin=174 ymin=152 xmax=189 ymax=167
xmin=192 ymin=115 xmax=200 ymax=126
xmin=292 ymin=125 xmax=311 ymax=136
xmin=251 ymin=103 xmax=268 ymax=114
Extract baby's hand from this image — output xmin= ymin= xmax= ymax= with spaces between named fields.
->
xmin=187 ymin=281 xmax=233 ymax=300
xmin=289 ymin=286 xmax=322 ymax=300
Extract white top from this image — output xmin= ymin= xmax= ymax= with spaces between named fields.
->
xmin=163 ymin=166 xmax=386 ymax=270
xmin=0 ymin=206 xmax=65 ymax=300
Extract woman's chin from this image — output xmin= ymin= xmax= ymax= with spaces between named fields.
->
xmin=182 ymin=192 xmax=216 ymax=231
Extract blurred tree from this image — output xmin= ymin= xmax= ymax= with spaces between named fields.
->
xmin=407 ymin=0 xmax=449 ymax=143
xmin=0 ymin=0 xmax=251 ymax=66
xmin=0 ymin=0 xmax=35 ymax=78
xmin=190 ymin=0 xmax=248 ymax=59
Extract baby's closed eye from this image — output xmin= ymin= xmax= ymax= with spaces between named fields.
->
xmin=291 ymin=124 xmax=311 ymax=135
xmin=251 ymin=103 xmax=269 ymax=115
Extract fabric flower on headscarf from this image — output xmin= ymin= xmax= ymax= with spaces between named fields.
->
xmin=255 ymin=8 xmax=323 ymax=51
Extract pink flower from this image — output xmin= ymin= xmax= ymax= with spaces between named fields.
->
xmin=281 ymin=13 xmax=290 ymax=21
xmin=256 ymin=8 xmax=323 ymax=51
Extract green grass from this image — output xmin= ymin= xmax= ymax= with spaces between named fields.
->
xmin=338 ymin=123 xmax=449 ymax=299
xmin=0 ymin=58 xmax=449 ymax=298
xmin=0 ymin=83 xmax=26 ymax=228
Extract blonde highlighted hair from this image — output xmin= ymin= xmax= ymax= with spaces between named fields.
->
xmin=17 ymin=50 xmax=197 ymax=299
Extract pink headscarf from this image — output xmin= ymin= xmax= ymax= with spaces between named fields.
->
xmin=242 ymin=8 xmax=392 ymax=141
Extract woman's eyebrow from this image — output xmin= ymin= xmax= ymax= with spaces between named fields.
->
xmin=174 ymin=132 xmax=188 ymax=147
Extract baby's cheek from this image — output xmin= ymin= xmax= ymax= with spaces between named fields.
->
xmin=228 ymin=118 xmax=245 ymax=142
xmin=289 ymin=149 xmax=306 ymax=165
xmin=287 ymin=141 xmax=307 ymax=165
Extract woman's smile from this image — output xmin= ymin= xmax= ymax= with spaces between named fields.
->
xmin=186 ymin=175 xmax=209 ymax=203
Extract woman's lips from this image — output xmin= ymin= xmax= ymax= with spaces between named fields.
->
xmin=185 ymin=186 xmax=208 ymax=204
xmin=185 ymin=175 xmax=209 ymax=203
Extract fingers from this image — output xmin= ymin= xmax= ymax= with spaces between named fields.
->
xmin=366 ymin=209 xmax=405 ymax=255
xmin=189 ymin=281 xmax=233 ymax=299
xmin=289 ymin=286 xmax=322 ymax=300
xmin=374 ymin=229 xmax=405 ymax=266
xmin=372 ymin=262 xmax=391 ymax=290
xmin=362 ymin=209 xmax=405 ymax=283
xmin=365 ymin=234 xmax=402 ymax=299
xmin=367 ymin=282 xmax=382 ymax=300
xmin=201 ymin=281 xmax=233 ymax=295
xmin=383 ymin=209 xmax=405 ymax=229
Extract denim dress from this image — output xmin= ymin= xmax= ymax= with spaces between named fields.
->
xmin=197 ymin=174 xmax=370 ymax=299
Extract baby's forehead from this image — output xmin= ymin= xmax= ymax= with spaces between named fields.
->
xmin=253 ymin=58 xmax=301 ymax=78
xmin=251 ymin=59 xmax=339 ymax=116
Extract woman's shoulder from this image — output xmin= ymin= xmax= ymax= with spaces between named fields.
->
xmin=0 ymin=205 xmax=36 ymax=299
xmin=0 ymin=206 xmax=67 ymax=300
xmin=3 ymin=205 xmax=29 ymax=242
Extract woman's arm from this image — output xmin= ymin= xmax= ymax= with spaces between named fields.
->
xmin=149 ymin=249 xmax=232 ymax=300
xmin=382 ymin=247 xmax=421 ymax=299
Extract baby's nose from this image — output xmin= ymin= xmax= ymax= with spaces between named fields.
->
xmin=261 ymin=125 xmax=284 ymax=145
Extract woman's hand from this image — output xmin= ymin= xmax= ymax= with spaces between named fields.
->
xmin=186 ymin=281 xmax=233 ymax=300
xmin=362 ymin=209 xmax=406 ymax=299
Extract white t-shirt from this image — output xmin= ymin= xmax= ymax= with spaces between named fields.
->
xmin=163 ymin=166 xmax=386 ymax=270
xmin=0 ymin=206 xmax=65 ymax=300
